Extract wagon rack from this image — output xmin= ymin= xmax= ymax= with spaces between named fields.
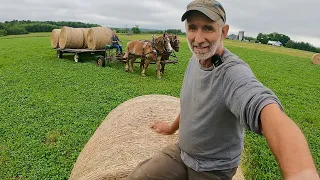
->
xmin=54 ymin=45 xmax=178 ymax=67
xmin=55 ymin=48 xmax=106 ymax=63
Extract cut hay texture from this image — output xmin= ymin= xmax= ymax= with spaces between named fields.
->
xmin=312 ymin=53 xmax=320 ymax=65
xmin=69 ymin=95 xmax=245 ymax=180
xmin=50 ymin=29 xmax=61 ymax=48
xmin=59 ymin=27 xmax=84 ymax=49
xmin=81 ymin=28 xmax=90 ymax=49
xmin=87 ymin=27 xmax=112 ymax=50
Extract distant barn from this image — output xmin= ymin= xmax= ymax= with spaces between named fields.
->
xmin=267 ymin=41 xmax=282 ymax=47
xmin=227 ymin=31 xmax=245 ymax=41
xmin=227 ymin=34 xmax=238 ymax=40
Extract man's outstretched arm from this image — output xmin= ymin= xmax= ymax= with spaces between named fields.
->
xmin=261 ymin=103 xmax=319 ymax=180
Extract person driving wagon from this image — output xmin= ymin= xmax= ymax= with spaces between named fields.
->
xmin=111 ymin=30 xmax=123 ymax=55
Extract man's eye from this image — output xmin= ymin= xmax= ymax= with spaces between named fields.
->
xmin=203 ymin=27 xmax=215 ymax=32
xmin=188 ymin=27 xmax=197 ymax=31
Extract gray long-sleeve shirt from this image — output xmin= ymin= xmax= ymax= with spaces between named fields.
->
xmin=179 ymin=48 xmax=283 ymax=171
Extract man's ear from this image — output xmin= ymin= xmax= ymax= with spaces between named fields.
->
xmin=221 ymin=24 xmax=229 ymax=40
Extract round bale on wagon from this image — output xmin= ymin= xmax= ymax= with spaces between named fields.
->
xmin=81 ymin=28 xmax=90 ymax=49
xmin=87 ymin=27 xmax=112 ymax=50
xmin=69 ymin=95 xmax=245 ymax=180
xmin=312 ymin=53 xmax=320 ymax=65
xmin=50 ymin=29 xmax=61 ymax=48
xmin=59 ymin=27 xmax=85 ymax=49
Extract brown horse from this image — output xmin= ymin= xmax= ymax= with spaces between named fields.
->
xmin=140 ymin=33 xmax=173 ymax=78
xmin=123 ymin=40 xmax=156 ymax=75
xmin=160 ymin=35 xmax=180 ymax=74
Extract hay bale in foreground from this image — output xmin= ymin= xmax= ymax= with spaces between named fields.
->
xmin=50 ymin=29 xmax=61 ymax=48
xmin=69 ymin=95 xmax=245 ymax=180
xmin=87 ymin=27 xmax=112 ymax=50
xmin=59 ymin=27 xmax=84 ymax=49
xmin=312 ymin=53 xmax=320 ymax=65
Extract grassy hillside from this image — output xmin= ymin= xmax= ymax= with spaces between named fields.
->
xmin=0 ymin=33 xmax=319 ymax=179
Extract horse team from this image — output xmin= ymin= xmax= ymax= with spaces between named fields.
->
xmin=122 ymin=33 xmax=180 ymax=79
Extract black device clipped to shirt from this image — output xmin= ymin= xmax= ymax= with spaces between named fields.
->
xmin=211 ymin=54 xmax=223 ymax=68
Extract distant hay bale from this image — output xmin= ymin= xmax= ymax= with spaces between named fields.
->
xmin=59 ymin=27 xmax=84 ymax=49
xmin=87 ymin=27 xmax=112 ymax=50
xmin=69 ymin=95 xmax=245 ymax=180
xmin=81 ymin=28 xmax=90 ymax=49
xmin=69 ymin=95 xmax=180 ymax=180
xmin=312 ymin=53 xmax=320 ymax=65
xmin=50 ymin=29 xmax=61 ymax=48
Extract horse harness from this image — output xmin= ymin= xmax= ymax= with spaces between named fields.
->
xmin=141 ymin=41 xmax=156 ymax=59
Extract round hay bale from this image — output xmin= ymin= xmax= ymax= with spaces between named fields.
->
xmin=81 ymin=28 xmax=90 ymax=49
xmin=87 ymin=27 xmax=112 ymax=50
xmin=59 ymin=27 xmax=84 ymax=49
xmin=50 ymin=29 xmax=61 ymax=48
xmin=69 ymin=95 xmax=245 ymax=180
xmin=312 ymin=53 xmax=320 ymax=65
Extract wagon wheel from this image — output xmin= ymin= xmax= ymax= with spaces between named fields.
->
xmin=96 ymin=56 xmax=105 ymax=67
xmin=57 ymin=50 xmax=63 ymax=59
xmin=74 ymin=53 xmax=81 ymax=62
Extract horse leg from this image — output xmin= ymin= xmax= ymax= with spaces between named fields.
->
xmin=160 ymin=62 xmax=166 ymax=74
xmin=156 ymin=56 xmax=161 ymax=79
xmin=142 ymin=58 xmax=151 ymax=77
xmin=125 ymin=57 xmax=130 ymax=72
xmin=140 ymin=58 xmax=145 ymax=69
xmin=129 ymin=56 xmax=135 ymax=73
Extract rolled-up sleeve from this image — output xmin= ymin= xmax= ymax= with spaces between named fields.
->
xmin=223 ymin=64 xmax=283 ymax=134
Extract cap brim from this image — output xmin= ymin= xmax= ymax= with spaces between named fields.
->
xmin=181 ymin=7 xmax=221 ymax=22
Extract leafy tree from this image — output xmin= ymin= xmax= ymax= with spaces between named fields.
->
xmin=0 ymin=22 xmax=5 ymax=29
xmin=285 ymin=40 xmax=320 ymax=53
xmin=257 ymin=33 xmax=269 ymax=44
xmin=6 ymin=26 xmax=28 ymax=35
xmin=257 ymin=32 xmax=290 ymax=46
xmin=166 ymin=29 xmax=182 ymax=34
xmin=0 ymin=29 xmax=7 ymax=36
xmin=244 ymin=36 xmax=256 ymax=41
xmin=131 ymin=26 xmax=141 ymax=34
xmin=0 ymin=20 xmax=101 ymax=35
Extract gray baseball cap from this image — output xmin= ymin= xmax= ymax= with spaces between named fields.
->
xmin=181 ymin=0 xmax=226 ymax=23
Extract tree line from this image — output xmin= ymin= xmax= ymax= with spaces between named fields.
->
xmin=0 ymin=20 xmax=186 ymax=37
xmin=1 ymin=20 xmax=318 ymax=53
xmin=0 ymin=20 xmax=100 ymax=36
xmin=246 ymin=32 xmax=320 ymax=53
xmin=112 ymin=27 xmax=185 ymax=35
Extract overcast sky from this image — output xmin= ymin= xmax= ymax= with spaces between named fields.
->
xmin=1 ymin=0 xmax=320 ymax=47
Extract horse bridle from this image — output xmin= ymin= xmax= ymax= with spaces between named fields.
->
xmin=152 ymin=35 xmax=171 ymax=53
xmin=170 ymin=38 xmax=179 ymax=51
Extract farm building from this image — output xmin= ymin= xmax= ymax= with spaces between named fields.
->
xmin=227 ymin=34 xmax=238 ymax=40
xmin=227 ymin=31 xmax=245 ymax=41
xmin=267 ymin=40 xmax=282 ymax=47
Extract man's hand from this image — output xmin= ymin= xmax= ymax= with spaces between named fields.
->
xmin=151 ymin=122 xmax=174 ymax=135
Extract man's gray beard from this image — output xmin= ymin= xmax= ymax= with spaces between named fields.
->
xmin=187 ymin=36 xmax=221 ymax=61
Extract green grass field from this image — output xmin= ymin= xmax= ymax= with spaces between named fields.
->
xmin=0 ymin=33 xmax=319 ymax=179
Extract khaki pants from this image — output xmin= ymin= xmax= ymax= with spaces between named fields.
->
xmin=126 ymin=144 xmax=237 ymax=180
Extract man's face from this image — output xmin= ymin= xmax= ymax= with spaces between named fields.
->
xmin=186 ymin=11 xmax=222 ymax=60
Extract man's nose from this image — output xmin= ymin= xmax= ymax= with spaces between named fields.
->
xmin=194 ymin=30 xmax=205 ymax=44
